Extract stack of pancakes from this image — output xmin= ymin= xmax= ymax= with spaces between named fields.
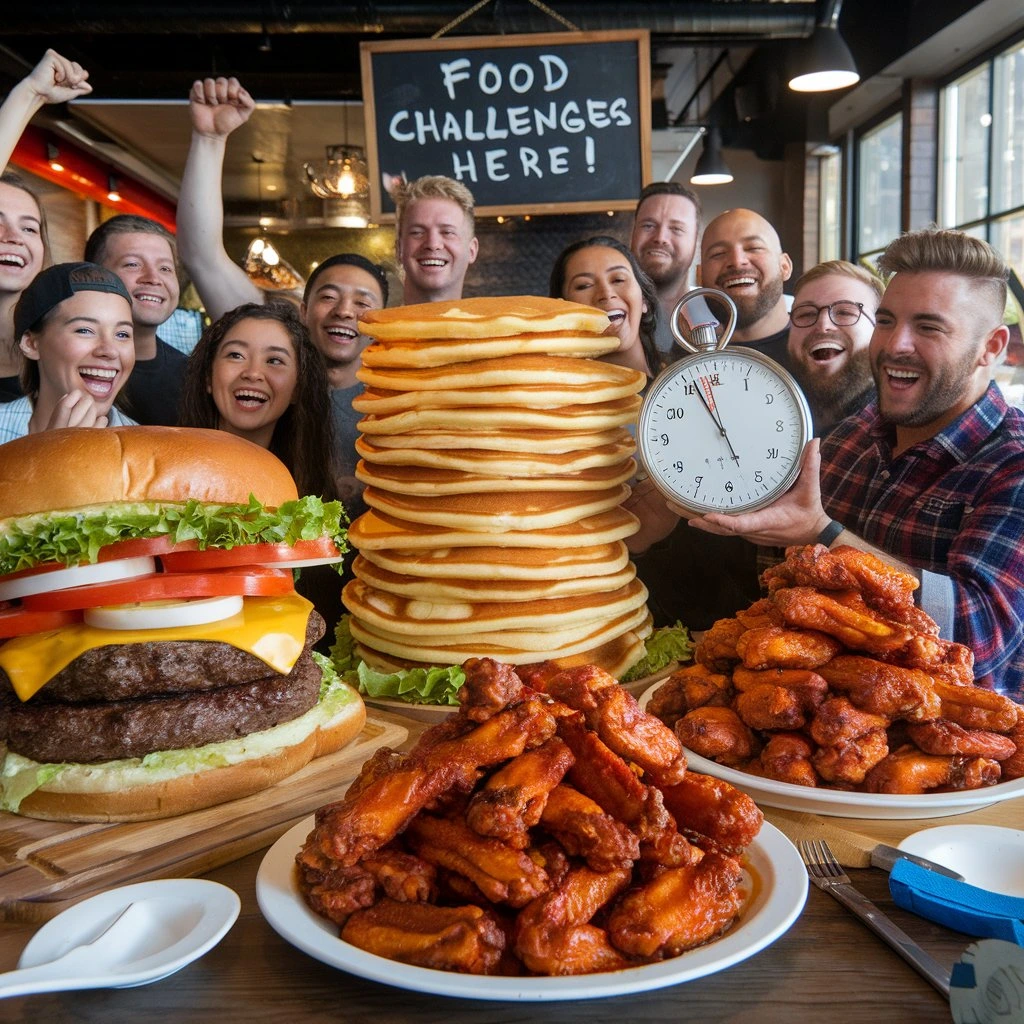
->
xmin=344 ymin=296 xmax=653 ymax=678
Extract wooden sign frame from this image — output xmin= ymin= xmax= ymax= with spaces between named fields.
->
xmin=360 ymin=29 xmax=651 ymax=220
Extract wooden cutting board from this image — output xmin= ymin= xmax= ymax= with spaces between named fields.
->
xmin=0 ymin=711 xmax=408 ymax=923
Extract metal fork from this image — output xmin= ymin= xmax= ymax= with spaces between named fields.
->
xmin=799 ymin=839 xmax=951 ymax=998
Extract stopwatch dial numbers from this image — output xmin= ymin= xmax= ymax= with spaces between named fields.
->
xmin=643 ymin=356 xmax=806 ymax=512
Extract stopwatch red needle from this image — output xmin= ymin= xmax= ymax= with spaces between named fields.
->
xmin=696 ymin=376 xmax=740 ymax=463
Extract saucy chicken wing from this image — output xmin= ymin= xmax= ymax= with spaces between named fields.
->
xmin=645 ymin=664 xmax=733 ymax=726
xmin=906 ymin=720 xmax=1018 ymax=760
xmin=539 ymin=783 xmax=640 ymax=872
xmin=466 ymin=737 xmax=575 ymax=848
xmin=514 ymin=865 xmax=634 ymax=976
xmin=812 ymin=728 xmax=889 ymax=786
xmin=606 ymin=852 xmax=745 ymax=959
xmin=658 ymin=772 xmax=764 ymax=853
xmin=342 ymin=898 xmax=506 ymax=974
xmin=817 ymin=655 xmax=941 ymax=721
xmin=735 ymin=625 xmax=842 ymax=670
xmin=864 ymin=745 xmax=1002 ymax=793
xmin=932 ymin=680 xmax=1020 ymax=732
xmin=757 ymin=732 xmax=819 ymax=787
xmin=694 ymin=617 xmax=747 ymax=672
xmin=810 ymin=696 xmax=890 ymax=746
xmin=674 ymin=706 xmax=760 ymax=766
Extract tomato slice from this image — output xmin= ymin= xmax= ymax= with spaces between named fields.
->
xmin=160 ymin=536 xmax=343 ymax=572
xmin=21 ymin=567 xmax=295 ymax=612
xmin=0 ymin=603 xmax=82 ymax=639
xmin=98 ymin=536 xmax=198 ymax=561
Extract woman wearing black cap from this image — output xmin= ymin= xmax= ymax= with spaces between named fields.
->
xmin=0 ymin=262 xmax=137 ymax=442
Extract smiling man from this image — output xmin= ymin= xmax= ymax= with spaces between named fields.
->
xmin=394 ymin=176 xmax=478 ymax=304
xmin=787 ymin=260 xmax=881 ymax=436
xmin=85 ymin=215 xmax=187 ymax=426
xmin=630 ymin=182 xmax=701 ymax=359
xmin=697 ymin=208 xmax=794 ymax=370
xmin=685 ymin=228 xmax=1024 ymax=700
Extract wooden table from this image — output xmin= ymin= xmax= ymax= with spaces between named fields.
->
xmin=0 ymin=828 xmax=979 ymax=1023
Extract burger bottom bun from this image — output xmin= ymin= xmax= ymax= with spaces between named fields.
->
xmin=15 ymin=692 xmax=366 ymax=823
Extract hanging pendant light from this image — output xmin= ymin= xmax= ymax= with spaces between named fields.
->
xmin=303 ymin=104 xmax=370 ymax=227
xmin=788 ymin=0 xmax=860 ymax=93
xmin=690 ymin=125 xmax=733 ymax=186
xmin=244 ymin=156 xmax=302 ymax=291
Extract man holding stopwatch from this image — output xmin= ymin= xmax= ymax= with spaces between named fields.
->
xmin=683 ymin=228 xmax=1024 ymax=701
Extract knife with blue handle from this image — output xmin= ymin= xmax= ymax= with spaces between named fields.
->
xmin=870 ymin=844 xmax=964 ymax=881
xmin=889 ymin=858 xmax=1024 ymax=943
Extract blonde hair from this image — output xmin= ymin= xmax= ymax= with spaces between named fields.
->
xmin=794 ymin=260 xmax=883 ymax=303
xmin=877 ymin=228 xmax=1008 ymax=320
xmin=394 ymin=175 xmax=476 ymax=237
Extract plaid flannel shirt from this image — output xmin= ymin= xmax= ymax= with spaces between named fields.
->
xmin=820 ymin=382 xmax=1024 ymax=699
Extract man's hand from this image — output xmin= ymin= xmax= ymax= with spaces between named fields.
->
xmin=623 ymin=476 xmax=681 ymax=554
xmin=37 ymin=391 xmax=109 ymax=433
xmin=680 ymin=439 xmax=832 ymax=546
xmin=25 ymin=49 xmax=91 ymax=105
xmin=189 ymin=76 xmax=255 ymax=138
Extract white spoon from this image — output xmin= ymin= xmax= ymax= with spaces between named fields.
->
xmin=0 ymin=879 xmax=240 ymax=999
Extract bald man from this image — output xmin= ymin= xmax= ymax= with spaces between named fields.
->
xmin=697 ymin=208 xmax=794 ymax=371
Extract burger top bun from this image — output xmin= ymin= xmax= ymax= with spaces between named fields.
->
xmin=0 ymin=426 xmax=299 ymax=519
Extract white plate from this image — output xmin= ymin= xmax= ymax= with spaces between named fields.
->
xmin=899 ymin=826 xmax=1024 ymax=896
xmin=256 ymin=816 xmax=806 ymax=1001
xmin=639 ymin=680 xmax=1024 ymax=819
xmin=18 ymin=879 xmax=240 ymax=986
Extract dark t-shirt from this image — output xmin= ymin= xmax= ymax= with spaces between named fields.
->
xmin=122 ymin=338 xmax=188 ymax=426
xmin=0 ymin=375 xmax=22 ymax=403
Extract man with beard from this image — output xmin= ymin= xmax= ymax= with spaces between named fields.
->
xmin=629 ymin=182 xmax=701 ymax=360
xmin=786 ymin=260 xmax=881 ymax=436
xmin=696 ymin=208 xmax=795 ymax=371
xmin=684 ymin=228 xmax=1024 ymax=700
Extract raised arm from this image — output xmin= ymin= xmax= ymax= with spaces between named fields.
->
xmin=177 ymin=76 xmax=261 ymax=319
xmin=1 ymin=49 xmax=91 ymax=170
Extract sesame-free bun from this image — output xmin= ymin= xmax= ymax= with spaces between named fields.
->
xmin=14 ymin=688 xmax=366 ymax=823
xmin=0 ymin=426 xmax=299 ymax=521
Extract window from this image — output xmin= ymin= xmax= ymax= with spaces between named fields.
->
xmin=818 ymin=150 xmax=841 ymax=263
xmin=856 ymin=113 xmax=902 ymax=263
xmin=939 ymin=37 xmax=1024 ymax=407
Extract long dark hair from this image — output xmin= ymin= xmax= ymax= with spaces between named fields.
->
xmin=549 ymin=235 xmax=661 ymax=376
xmin=179 ymin=302 xmax=338 ymax=500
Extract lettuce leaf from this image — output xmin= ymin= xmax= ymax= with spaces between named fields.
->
xmin=619 ymin=623 xmax=693 ymax=683
xmin=0 ymin=494 xmax=348 ymax=574
xmin=329 ymin=615 xmax=464 ymax=706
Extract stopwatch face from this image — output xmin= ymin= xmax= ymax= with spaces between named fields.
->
xmin=638 ymin=348 xmax=813 ymax=515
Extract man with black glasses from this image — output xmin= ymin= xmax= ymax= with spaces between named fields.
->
xmin=786 ymin=260 xmax=882 ymax=436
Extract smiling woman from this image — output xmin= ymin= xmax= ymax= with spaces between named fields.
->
xmin=549 ymin=236 xmax=661 ymax=379
xmin=0 ymin=261 xmax=138 ymax=443
xmin=178 ymin=302 xmax=338 ymax=502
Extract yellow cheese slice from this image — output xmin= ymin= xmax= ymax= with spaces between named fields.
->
xmin=0 ymin=594 xmax=313 ymax=703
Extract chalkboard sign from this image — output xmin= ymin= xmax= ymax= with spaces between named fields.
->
xmin=360 ymin=30 xmax=651 ymax=219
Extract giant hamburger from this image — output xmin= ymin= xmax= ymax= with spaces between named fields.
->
xmin=0 ymin=426 xmax=365 ymax=822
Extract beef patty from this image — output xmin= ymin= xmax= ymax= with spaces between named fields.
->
xmin=1 ymin=628 xmax=327 ymax=763
xmin=17 ymin=612 xmax=326 ymax=703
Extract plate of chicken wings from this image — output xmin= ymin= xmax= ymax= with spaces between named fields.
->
xmin=256 ymin=814 xmax=805 ymax=1001
xmin=640 ymin=544 xmax=1024 ymax=819
xmin=256 ymin=657 xmax=807 ymax=1000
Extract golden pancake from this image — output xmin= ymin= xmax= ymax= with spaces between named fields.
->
xmin=347 ymin=603 xmax=651 ymax=663
xmin=350 ymin=553 xmax=636 ymax=601
xmin=356 ymin=539 xmax=630 ymax=580
xmin=359 ymin=295 xmax=611 ymax=340
xmin=362 ymin=484 xmax=630 ymax=532
xmin=352 ymin=378 xmax=642 ymax=414
xmin=353 ymin=615 xmax=652 ymax=679
xmin=357 ymin=355 xmax=645 ymax=392
xmin=343 ymin=578 xmax=647 ymax=637
xmin=355 ymin=435 xmax=636 ymax=475
xmin=348 ymin=508 xmax=639 ymax=550
xmin=361 ymin=426 xmax=632 ymax=453
xmin=355 ymin=459 xmax=636 ymax=495
xmin=360 ymin=333 xmax=618 ymax=368
xmin=357 ymin=396 xmax=641 ymax=435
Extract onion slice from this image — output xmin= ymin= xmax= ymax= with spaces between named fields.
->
xmin=0 ymin=556 xmax=156 ymax=602
xmin=84 ymin=594 xmax=245 ymax=631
